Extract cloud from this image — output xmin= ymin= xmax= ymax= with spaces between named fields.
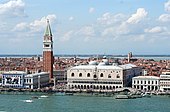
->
xmin=69 ymin=16 xmax=74 ymax=21
xmin=12 ymin=22 xmax=28 ymax=31
xmin=60 ymin=26 xmax=95 ymax=42
xmin=101 ymin=22 xmax=129 ymax=37
xmin=97 ymin=13 xmax=126 ymax=25
xmin=89 ymin=7 xmax=95 ymax=13
xmin=76 ymin=26 xmax=95 ymax=36
xmin=75 ymin=26 xmax=95 ymax=41
xmin=159 ymin=14 xmax=170 ymax=22
xmin=131 ymin=35 xmax=145 ymax=42
xmin=61 ymin=31 xmax=74 ymax=41
xmin=127 ymin=8 xmax=148 ymax=24
xmin=0 ymin=0 xmax=26 ymax=17
xmin=13 ymin=14 xmax=57 ymax=32
xmin=101 ymin=27 xmax=114 ymax=36
xmin=30 ymin=14 xmax=56 ymax=32
xmin=165 ymin=0 xmax=170 ymax=12
xmin=144 ymin=26 xmax=167 ymax=33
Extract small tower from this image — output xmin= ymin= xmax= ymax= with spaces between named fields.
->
xmin=43 ymin=19 xmax=54 ymax=80
xmin=128 ymin=52 xmax=132 ymax=63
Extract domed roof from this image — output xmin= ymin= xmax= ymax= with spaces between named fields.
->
xmin=112 ymin=63 xmax=118 ymax=66
xmin=102 ymin=59 xmax=109 ymax=65
xmin=98 ymin=62 xmax=106 ymax=66
xmin=89 ymin=61 xmax=98 ymax=65
xmin=103 ymin=56 xmax=107 ymax=59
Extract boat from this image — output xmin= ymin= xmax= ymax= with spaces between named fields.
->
xmin=40 ymin=95 xmax=49 ymax=98
xmin=142 ymin=92 xmax=151 ymax=98
xmin=115 ymin=95 xmax=135 ymax=99
xmin=23 ymin=100 xmax=33 ymax=103
xmin=65 ymin=93 xmax=73 ymax=95
xmin=130 ymin=94 xmax=142 ymax=98
xmin=142 ymin=94 xmax=151 ymax=98
xmin=31 ymin=96 xmax=39 ymax=99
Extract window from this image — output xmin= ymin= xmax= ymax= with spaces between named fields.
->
xmin=100 ymin=73 xmax=103 ymax=77
xmin=45 ymin=44 xmax=49 ymax=47
xmin=87 ymin=73 xmax=90 ymax=77
xmin=79 ymin=73 xmax=82 ymax=77
xmin=71 ymin=73 xmax=74 ymax=77
xmin=116 ymin=74 xmax=120 ymax=78
xmin=108 ymin=74 xmax=111 ymax=78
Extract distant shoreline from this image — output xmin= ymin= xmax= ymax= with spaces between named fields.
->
xmin=1 ymin=54 xmax=170 ymax=58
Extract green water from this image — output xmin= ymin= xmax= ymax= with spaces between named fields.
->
xmin=0 ymin=94 xmax=170 ymax=112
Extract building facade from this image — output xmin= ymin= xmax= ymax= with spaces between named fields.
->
xmin=43 ymin=19 xmax=54 ymax=80
xmin=67 ymin=59 xmax=142 ymax=92
xmin=160 ymin=72 xmax=170 ymax=91
xmin=2 ymin=71 xmax=26 ymax=88
xmin=24 ymin=72 xmax=50 ymax=89
xmin=132 ymin=76 xmax=159 ymax=91
xmin=53 ymin=70 xmax=67 ymax=84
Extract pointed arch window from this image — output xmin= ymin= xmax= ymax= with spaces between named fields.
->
xmin=100 ymin=73 xmax=103 ymax=77
xmin=116 ymin=74 xmax=120 ymax=78
xmin=71 ymin=73 xmax=74 ymax=77
xmin=108 ymin=74 xmax=111 ymax=78
xmin=87 ymin=73 xmax=90 ymax=77
xmin=79 ymin=73 xmax=82 ymax=77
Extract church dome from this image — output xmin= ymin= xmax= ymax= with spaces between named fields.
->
xmin=89 ymin=61 xmax=98 ymax=65
xmin=98 ymin=62 xmax=106 ymax=66
xmin=112 ymin=63 xmax=118 ymax=66
xmin=102 ymin=59 xmax=109 ymax=65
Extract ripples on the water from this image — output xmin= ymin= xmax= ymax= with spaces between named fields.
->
xmin=1 ymin=94 xmax=170 ymax=112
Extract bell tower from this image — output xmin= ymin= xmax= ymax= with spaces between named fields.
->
xmin=43 ymin=19 xmax=53 ymax=80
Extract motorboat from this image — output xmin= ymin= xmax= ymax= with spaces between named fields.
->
xmin=31 ymin=96 xmax=39 ymax=99
xmin=23 ymin=100 xmax=33 ymax=103
xmin=115 ymin=95 xmax=135 ymax=99
xmin=40 ymin=95 xmax=49 ymax=98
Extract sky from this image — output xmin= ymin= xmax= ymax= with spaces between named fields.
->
xmin=0 ymin=0 xmax=170 ymax=55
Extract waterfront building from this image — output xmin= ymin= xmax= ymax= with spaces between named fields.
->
xmin=132 ymin=76 xmax=159 ymax=91
xmin=2 ymin=71 xmax=26 ymax=88
xmin=53 ymin=70 xmax=67 ymax=84
xmin=160 ymin=72 xmax=170 ymax=91
xmin=67 ymin=58 xmax=142 ymax=92
xmin=24 ymin=72 xmax=49 ymax=89
xmin=43 ymin=19 xmax=54 ymax=80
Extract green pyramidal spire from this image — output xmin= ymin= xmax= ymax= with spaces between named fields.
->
xmin=44 ymin=19 xmax=52 ymax=36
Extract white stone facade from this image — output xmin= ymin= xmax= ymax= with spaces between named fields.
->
xmin=132 ymin=76 xmax=159 ymax=91
xmin=160 ymin=72 xmax=170 ymax=91
xmin=67 ymin=61 xmax=142 ymax=92
xmin=2 ymin=71 xmax=26 ymax=88
xmin=24 ymin=72 xmax=50 ymax=89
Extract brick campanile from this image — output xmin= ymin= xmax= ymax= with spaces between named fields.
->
xmin=43 ymin=19 xmax=54 ymax=80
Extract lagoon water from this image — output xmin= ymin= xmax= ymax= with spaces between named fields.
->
xmin=1 ymin=94 xmax=170 ymax=112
